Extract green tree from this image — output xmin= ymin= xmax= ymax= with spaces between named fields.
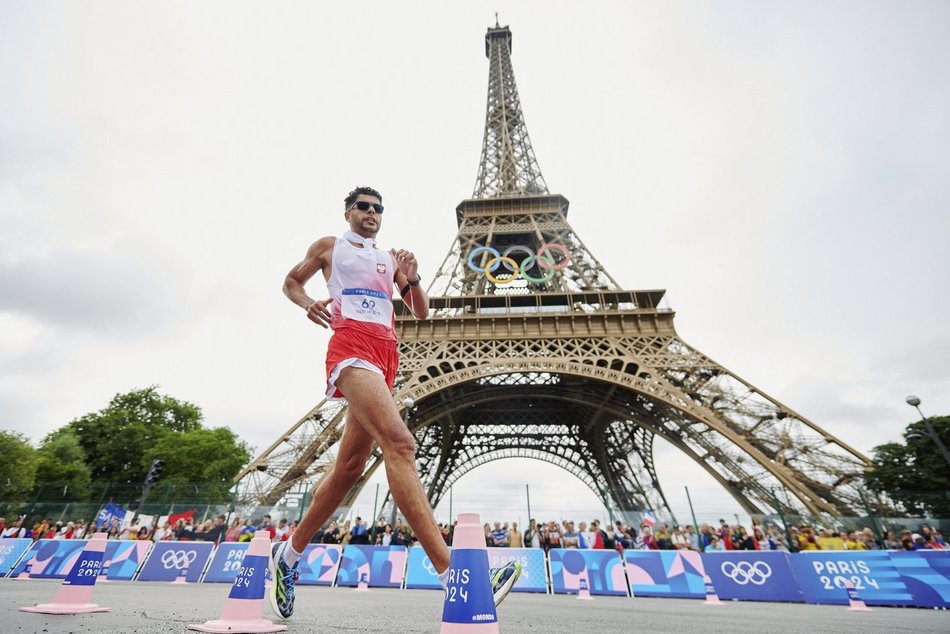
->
xmin=63 ymin=386 xmax=203 ymax=483
xmin=33 ymin=429 xmax=92 ymax=500
xmin=144 ymin=427 xmax=251 ymax=499
xmin=0 ymin=430 xmax=37 ymax=505
xmin=865 ymin=415 xmax=950 ymax=517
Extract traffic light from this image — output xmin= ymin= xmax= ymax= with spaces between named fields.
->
xmin=145 ymin=459 xmax=165 ymax=485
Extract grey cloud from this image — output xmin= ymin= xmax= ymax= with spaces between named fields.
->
xmin=0 ymin=245 xmax=184 ymax=336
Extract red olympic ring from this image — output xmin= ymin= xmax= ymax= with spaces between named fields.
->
xmin=535 ymin=243 xmax=572 ymax=270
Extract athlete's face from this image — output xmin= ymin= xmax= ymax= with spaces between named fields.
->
xmin=345 ymin=194 xmax=383 ymax=237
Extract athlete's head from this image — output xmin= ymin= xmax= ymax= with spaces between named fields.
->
xmin=344 ymin=186 xmax=382 ymax=210
xmin=344 ymin=185 xmax=384 ymax=237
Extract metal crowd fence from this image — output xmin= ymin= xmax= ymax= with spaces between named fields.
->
xmin=2 ymin=482 xmax=948 ymax=540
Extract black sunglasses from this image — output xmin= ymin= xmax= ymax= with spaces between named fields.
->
xmin=351 ymin=201 xmax=384 ymax=214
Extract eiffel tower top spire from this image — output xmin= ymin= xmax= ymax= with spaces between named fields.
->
xmin=473 ymin=21 xmax=549 ymax=198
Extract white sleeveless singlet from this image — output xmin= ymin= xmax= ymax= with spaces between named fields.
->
xmin=326 ymin=236 xmax=396 ymax=334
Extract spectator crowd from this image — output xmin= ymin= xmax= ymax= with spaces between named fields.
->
xmin=1 ymin=513 xmax=946 ymax=552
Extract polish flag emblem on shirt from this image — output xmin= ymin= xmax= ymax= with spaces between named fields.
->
xmin=377 ymin=263 xmax=387 ymax=274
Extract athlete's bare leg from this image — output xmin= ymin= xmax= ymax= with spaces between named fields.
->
xmin=290 ymin=408 xmax=374 ymax=554
xmin=330 ymin=366 xmax=451 ymax=573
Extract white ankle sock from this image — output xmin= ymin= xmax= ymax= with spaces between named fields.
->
xmin=282 ymin=541 xmax=303 ymax=568
xmin=438 ymin=567 xmax=450 ymax=589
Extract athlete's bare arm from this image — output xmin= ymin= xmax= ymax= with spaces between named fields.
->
xmin=391 ymin=248 xmax=429 ymax=320
xmin=284 ymin=236 xmax=336 ymax=328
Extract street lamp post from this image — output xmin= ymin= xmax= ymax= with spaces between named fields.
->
xmin=905 ymin=395 xmax=950 ymax=469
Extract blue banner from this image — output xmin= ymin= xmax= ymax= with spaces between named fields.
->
xmin=788 ymin=550 xmax=914 ymax=606
xmin=136 ymin=541 xmax=214 ymax=582
xmin=336 ymin=545 xmax=407 ymax=588
xmin=404 ymin=546 xmax=443 ymax=589
xmin=96 ymin=501 xmax=127 ymax=529
xmin=702 ymin=551 xmax=803 ymax=602
xmin=10 ymin=539 xmax=87 ymax=579
xmin=623 ymin=550 xmax=705 ymax=598
xmin=102 ymin=541 xmax=152 ymax=580
xmin=889 ymin=550 xmax=950 ymax=608
xmin=0 ymin=538 xmax=32 ymax=576
xmin=297 ymin=543 xmax=343 ymax=586
xmin=203 ymin=542 xmax=252 ymax=583
xmin=550 ymin=549 xmax=628 ymax=596
xmin=487 ymin=547 xmax=547 ymax=593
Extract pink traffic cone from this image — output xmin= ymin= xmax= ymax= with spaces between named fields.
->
xmin=703 ymin=574 xmax=723 ymax=606
xmin=188 ymin=531 xmax=286 ymax=633
xmin=440 ymin=512 xmax=499 ymax=633
xmin=172 ymin=563 xmax=190 ymax=585
xmin=844 ymin=580 xmax=873 ymax=612
xmin=20 ymin=532 xmax=111 ymax=615
xmin=577 ymin=572 xmax=593 ymax=601
xmin=355 ymin=570 xmax=370 ymax=592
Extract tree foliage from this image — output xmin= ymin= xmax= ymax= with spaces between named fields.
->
xmin=144 ymin=427 xmax=251 ymax=500
xmin=865 ymin=415 xmax=950 ymax=517
xmin=0 ymin=430 xmax=37 ymax=502
xmin=33 ymin=429 xmax=92 ymax=500
xmin=62 ymin=386 xmax=203 ymax=483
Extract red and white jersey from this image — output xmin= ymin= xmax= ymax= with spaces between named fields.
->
xmin=327 ymin=235 xmax=396 ymax=340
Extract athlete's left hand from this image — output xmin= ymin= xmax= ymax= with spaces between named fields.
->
xmin=390 ymin=248 xmax=418 ymax=280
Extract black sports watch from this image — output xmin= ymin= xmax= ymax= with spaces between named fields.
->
xmin=407 ymin=275 xmax=422 ymax=287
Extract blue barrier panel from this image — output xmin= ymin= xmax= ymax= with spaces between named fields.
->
xmin=336 ymin=545 xmax=407 ymax=588
xmin=10 ymin=539 xmax=87 ymax=579
xmin=702 ymin=551 xmax=803 ymax=602
xmin=549 ymin=549 xmax=627 ymax=596
xmin=405 ymin=546 xmax=442 ymax=589
xmin=0 ymin=538 xmax=33 ymax=577
xmin=487 ymin=548 xmax=548 ymax=593
xmin=136 ymin=541 xmax=214 ymax=582
xmin=102 ymin=541 xmax=152 ymax=581
xmin=297 ymin=543 xmax=343 ymax=586
xmin=623 ymin=550 xmax=705 ymax=598
xmin=788 ymin=550 xmax=914 ymax=606
xmin=203 ymin=542 xmax=251 ymax=583
xmin=405 ymin=547 xmax=548 ymax=593
xmin=889 ymin=550 xmax=950 ymax=608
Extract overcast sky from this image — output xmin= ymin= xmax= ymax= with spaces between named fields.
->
xmin=2 ymin=1 xmax=948 ymax=526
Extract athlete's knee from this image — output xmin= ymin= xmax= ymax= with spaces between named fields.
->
xmin=382 ymin=431 xmax=417 ymax=461
xmin=334 ymin=450 xmax=369 ymax=482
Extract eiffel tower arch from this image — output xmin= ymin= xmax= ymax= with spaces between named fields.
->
xmin=235 ymin=21 xmax=871 ymax=523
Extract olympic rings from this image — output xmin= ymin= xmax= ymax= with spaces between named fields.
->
xmin=720 ymin=561 xmax=772 ymax=586
xmin=161 ymin=549 xmax=198 ymax=570
xmin=465 ymin=242 xmax=571 ymax=283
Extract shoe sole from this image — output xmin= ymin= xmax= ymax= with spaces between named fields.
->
xmin=267 ymin=543 xmax=288 ymax=619
xmin=493 ymin=563 xmax=522 ymax=607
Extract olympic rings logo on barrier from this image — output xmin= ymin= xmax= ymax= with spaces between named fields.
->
xmin=720 ymin=560 xmax=772 ymax=586
xmin=161 ymin=549 xmax=198 ymax=570
xmin=421 ymin=556 xmax=437 ymax=576
xmin=466 ymin=243 xmax=572 ymax=285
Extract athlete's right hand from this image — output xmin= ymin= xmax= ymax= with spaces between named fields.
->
xmin=306 ymin=298 xmax=333 ymax=328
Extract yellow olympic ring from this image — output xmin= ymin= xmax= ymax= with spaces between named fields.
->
xmin=483 ymin=256 xmax=520 ymax=285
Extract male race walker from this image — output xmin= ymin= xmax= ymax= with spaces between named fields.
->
xmin=271 ymin=186 xmax=521 ymax=618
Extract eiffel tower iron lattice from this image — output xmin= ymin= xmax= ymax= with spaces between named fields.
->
xmin=235 ymin=21 xmax=871 ymax=522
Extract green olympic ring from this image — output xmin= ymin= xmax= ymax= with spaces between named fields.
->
xmin=466 ymin=242 xmax=570 ymax=283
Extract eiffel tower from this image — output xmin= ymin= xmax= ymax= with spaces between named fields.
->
xmin=235 ymin=20 xmax=871 ymax=522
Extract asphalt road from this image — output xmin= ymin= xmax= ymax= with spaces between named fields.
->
xmin=3 ymin=580 xmax=947 ymax=633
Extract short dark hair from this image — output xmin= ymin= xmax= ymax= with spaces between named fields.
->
xmin=344 ymin=186 xmax=382 ymax=209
